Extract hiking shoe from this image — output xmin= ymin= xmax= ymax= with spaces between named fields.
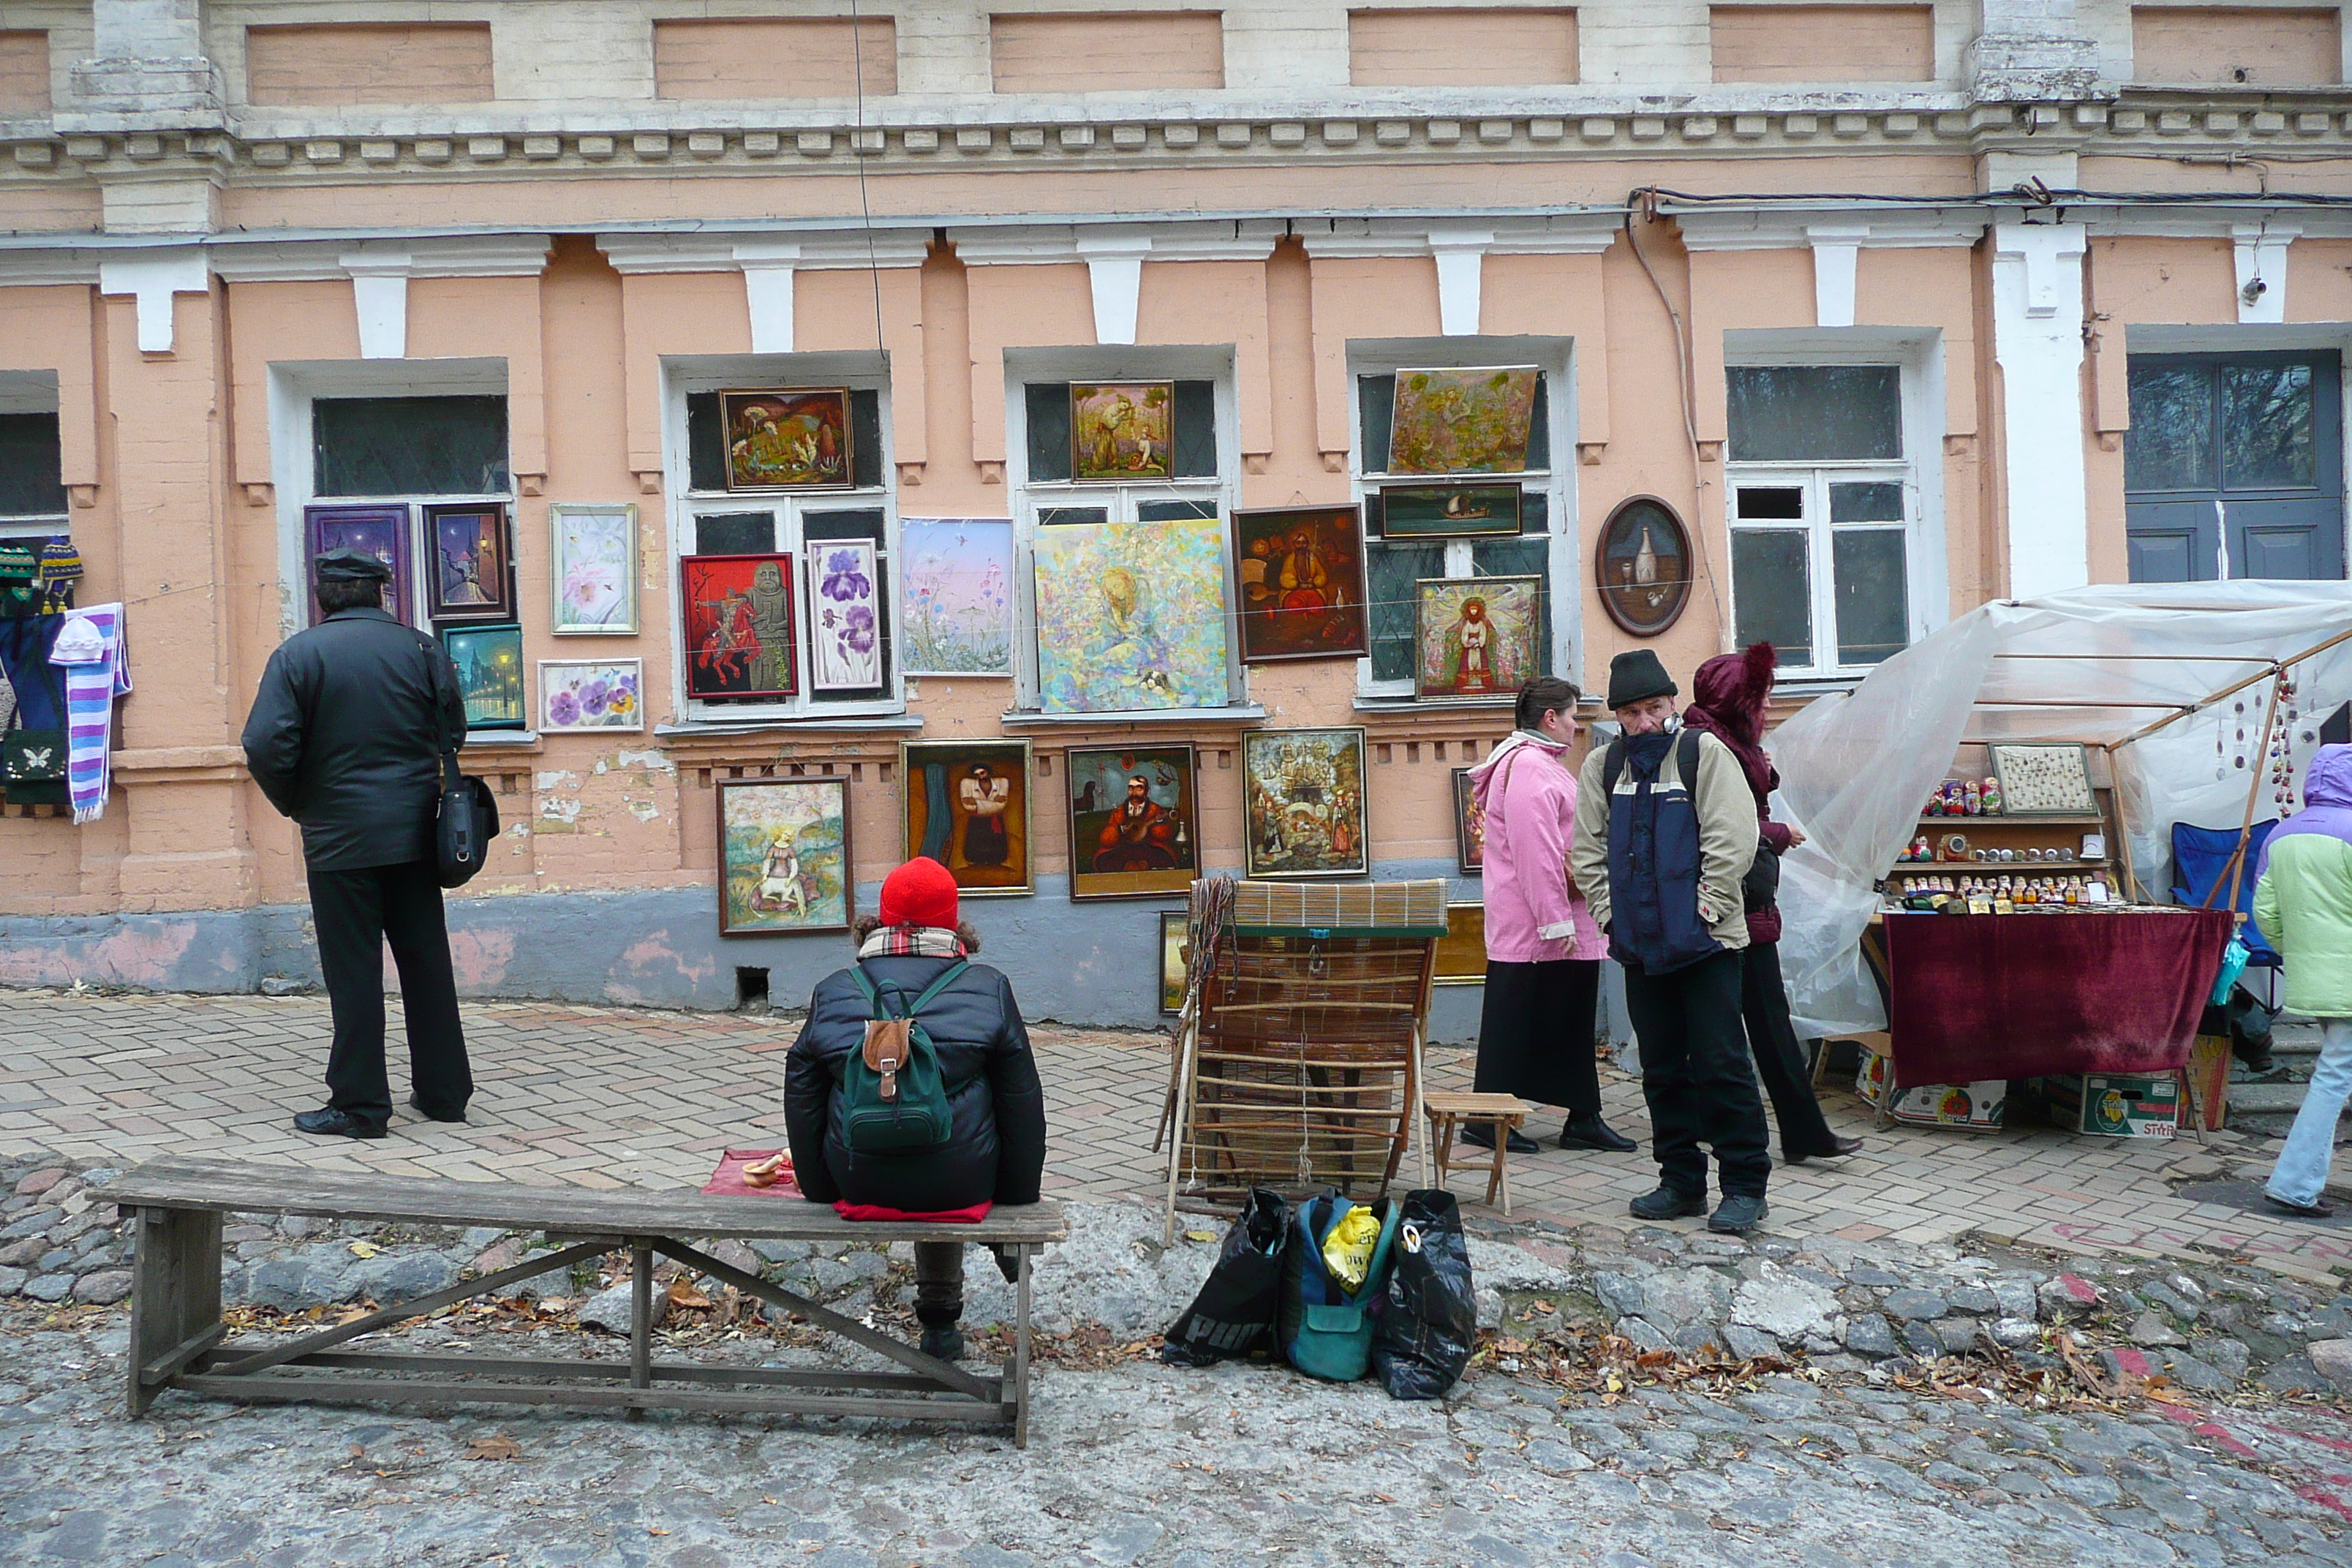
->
xmin=1629 ymin=1186 xmax=1708 ymax=1221
xmin=1708 ymin=1194 xmax=1770 ymax=1235
xmin=294 ymin=1107 xmax=388 ymax=1140
xmin=919 ymin=1325 xmax=966 ymax=1361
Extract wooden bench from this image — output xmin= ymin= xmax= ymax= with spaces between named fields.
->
xmin=108 ymin=1156 xmax=1067 ymax=1447
xmin=1420 ymin=1090 xmax=1531 ymax=1216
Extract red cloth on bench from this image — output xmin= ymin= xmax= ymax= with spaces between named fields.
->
xmin=702 ymin=1150 xmax=799 ymax=1197
xmin=832 ymin=1200 xmax=992 ymax=1224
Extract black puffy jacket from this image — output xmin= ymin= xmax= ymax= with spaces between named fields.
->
xmin=784 ymin=954 xmax=1048 ymax=1212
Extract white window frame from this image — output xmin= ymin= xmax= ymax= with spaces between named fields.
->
xmin=1722 ymin=331 xmax=1948 ymax=682
xmin=268 ymin=358 xmax=513 ymax=638
xmin=664 ymin=350 xmax=902 ymax=724
xmin=1346 ymin=336 xmax=1579 ymax=702
xmin=1003 ymin=347 xmax=1243 ymax=716
xmin=0 ymin=372 xmax=67 ymax=541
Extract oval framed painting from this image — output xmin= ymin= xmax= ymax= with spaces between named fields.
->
xmin=1595 ymin=495 xmax=1692 ymax=637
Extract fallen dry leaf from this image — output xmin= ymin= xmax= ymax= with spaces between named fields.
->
xmin=1183 ymin=1229 xmax=1217 ymax=1243
xmin=347 ymin=1241 xmax=381 ymax=1259
xmin=666 ymin=1280 xmax=712 ymax=1311
xmin=465 ymin=1436 xmax=521 ymax=1462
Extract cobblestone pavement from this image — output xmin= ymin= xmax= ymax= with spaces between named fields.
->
xmin=0 ymin=988 xmax=2345 ymax=1282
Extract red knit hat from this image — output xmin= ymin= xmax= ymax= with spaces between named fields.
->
xmin=879 ymin=856 xmax=960 ymax=930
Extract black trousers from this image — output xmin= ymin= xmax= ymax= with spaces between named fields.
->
xmin=1742 ymin=941 xmax=1841 ymax=1160
xmin=1622 ymin=949 xmax=1771 ymax=1199
xmin=913 ymin=1241 xmax=964 ymax=1327
xmin=1474 ymin=958 xmax=1602 ymax=1120
xmin=308 ymin=858 xmax=470 ymax=1128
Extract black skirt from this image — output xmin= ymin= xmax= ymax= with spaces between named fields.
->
xmin=1473 ymin=957 xmax=1602 ymax=1120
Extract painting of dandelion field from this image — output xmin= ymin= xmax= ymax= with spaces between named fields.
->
xmin=1388 ymin=366 xmax=1540 ymax=476
xmin=1033 ymin=516 xmax=1229 ymax=714
xmin=900 ymin=519 xmax=1013 ymax=675
xmin=538 ymin=659 xmax=644 ymax=732
xmin=717 ymin=777 xmax=851 ymax=936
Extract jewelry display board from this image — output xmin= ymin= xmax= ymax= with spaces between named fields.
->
xmin=1989 ymin=742 xmax=2097 ymax=816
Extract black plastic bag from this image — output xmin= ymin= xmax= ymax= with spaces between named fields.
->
xmin=1370 ymin=1188 xmax=1476 ymax=1401
xmin=2199 ymin=982 xmax=2279 ymax=1067
xmin=1163 ymin=1188 xmax=1289 ymax=1367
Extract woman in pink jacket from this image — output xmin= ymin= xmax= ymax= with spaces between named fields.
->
xmin=1463 ymin=676 xmax=1638 ymax=1156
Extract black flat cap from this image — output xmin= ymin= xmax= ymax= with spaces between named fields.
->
xmin=314 ymin=548 xmax=394 ymax=583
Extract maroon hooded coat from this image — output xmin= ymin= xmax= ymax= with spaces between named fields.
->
xmin=1680 ymin=642 xmax=1790 ymax=945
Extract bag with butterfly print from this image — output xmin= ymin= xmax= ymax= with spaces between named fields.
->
xmin=1 ymin=725 xmax=64 ymax=783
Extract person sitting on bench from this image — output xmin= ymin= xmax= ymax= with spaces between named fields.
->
xmin=785 ymin=856 xmax=1049 ymax=1360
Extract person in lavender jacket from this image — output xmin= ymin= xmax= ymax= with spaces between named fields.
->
xmin=1461 ymin=676 xmax=1640 ymax=1156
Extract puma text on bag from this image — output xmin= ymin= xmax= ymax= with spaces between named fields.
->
xmin=843 ymin=960 xmax=966 ymax=1153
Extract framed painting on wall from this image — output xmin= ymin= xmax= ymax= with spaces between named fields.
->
xmin=539 ymin=659 xmax=643 ymax=733
xmin=1066 ymin=744 xmax=1199 ymax=900
xmin=901 ymin=739 xmax=1033 ymax=897
xmin=1416 ymin=576 xmax=1542 ymax=701
xmin=1232 ymin=505 xmax=1368 ymax=663
xmin=423 ymin=504 xmax=513 ymax=623
xmin=549 ymin=503 xmax=638 ymax=635
xmin=720 ymin=389 xmax=853 ymax=491
xmin=1388 ymin=366 xmax=1540 ymax=475
xmin=440 ymin=622 xmax=527 ymax=731
xmin=1433 ymin=904 xmax=1485 ymax=985
xmin=1595 ymin=496 xmax=1692 ymax=638
xmin=806 ymin=539 xmax=883 ymax=694
xmin=680 ymin=553 xmax=797 ymax=702
xmin=1159 ymin=909 xmax=1188 ymax=1015
xmin=717 ymin=777 xmax=852 ymax=936
xmin=1452 ymin=766 xmax=1486 ymax=874
xmin=901 ymin=518 xmax=1013 ymax=675
xmin=1379 ymin=483 xmax=1522 ymax=539
xmin=1069 ymin=382 xmax=1174 ymax=480
xmin=1242 ymin=728 xmax=1368 ymax=881
xmin=1033 ymin=517 xmax=1229 ymax=713
xmin=305 ymin=505 xmax=411 ymax=626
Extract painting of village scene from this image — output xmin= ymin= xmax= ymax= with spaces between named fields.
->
xmin=717 ymin=777 xmax=851 ymax=935
xmin=720 ymin=389 xmax=852 ymax=491
xmin=1416 ymin=576 xmax=1542 ymax=701
xmin=902 ymin=739 xmax=1032 ymax=896
xmin=1070 ymin=382 xmax=1173 ymax=480
xmin=1066 ymin=744 xmax=1199 ymax=900
xmin=680 ymin=553 xmax=797 ymax=702
xmin=1232 ymin=505 xmax=1368 ymax=663
xmin=1388 ymin=366 xmax=1540 ymax=475
xmin=1243 ymin=728 xmax=1368 ymax=881
xmin=901 ymin=518 xmax=1013 ymax=674
xmin=1033 ymin=516 xmax=1228 ymax=713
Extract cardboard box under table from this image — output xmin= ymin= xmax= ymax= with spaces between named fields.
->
xmin=2036 ymin=1071 xmax=2185 ymax=1138
xmin=1854 ymin=1043 xmax=2005 ymax=1131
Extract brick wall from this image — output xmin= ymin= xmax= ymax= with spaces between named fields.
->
xmin=653 ymin=16 xmax=899 ymax=99
xmin=0 ymin=30 xmax=46 ymax=114
xmin=2131 ymin=7 xmax=2340 ymax=84
xmin=1710 ymin=4 xmax=1935 ymax=82
xmin=244 ymin=22 xmax=496 ymax=107
xmin=1348 ymin=7 xmax=1580 ymax=86
xmin=989 ymin=10 xmax=1226 ymax=92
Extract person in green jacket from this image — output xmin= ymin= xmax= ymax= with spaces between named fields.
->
xmin=2255 ymin=743 xmax=2352 ymax=1219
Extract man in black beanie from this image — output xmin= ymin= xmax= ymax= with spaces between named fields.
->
xmin=1569 ymin=649 xmax=1774 ymax=1233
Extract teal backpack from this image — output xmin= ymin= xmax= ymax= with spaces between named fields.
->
xmin=1277 ymin=1191 xmax=1404 ymax=1382
xmin=841 ymin=960 xmax=966 ymax=1154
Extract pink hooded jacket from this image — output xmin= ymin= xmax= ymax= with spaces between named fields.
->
xmin=1469 ymin=731 xmax=1607 ymax=964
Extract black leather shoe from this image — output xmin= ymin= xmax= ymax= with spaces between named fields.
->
xmin=919 ymin=1324 xmax=966 ymax=1361
xmin=1629 ymin=1186 xmax=1708 ymax=1221
xmin=407 ymin=1093 xmax=468 ymax=1124
xmin=2264 ymin=1191 xmax=2336 ymax=1219
xmin=1460 ymin=1122 xmax=1542 ymax=1155
xmin=1559 ymin=1116 xmax=1637 ymax=1153
xmin=1786 ymin=1136 xmax=1865 ymax=1164
xmin=1708 ymin=1194 xmax=1771 ymax=1235
xmin=294 ymin=1107 xmax=388 ymax=1140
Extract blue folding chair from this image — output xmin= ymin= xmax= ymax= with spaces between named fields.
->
xmin=2171 ymin=820 xmax=2282 ymax=1000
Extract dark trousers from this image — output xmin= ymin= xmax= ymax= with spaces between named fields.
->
xmin=1742 ymin=941 xmax=1841 ymax=1160
xmin=1623 ymin=949 xmax=1771 ymax=1199
xmin=914 ymin=1241 xmax=965 ymax=1327
xmin=308 ymin=858 xmax=470 ymax=1127
xmin=1474 ymin=958 xmax=1602 ymax=1120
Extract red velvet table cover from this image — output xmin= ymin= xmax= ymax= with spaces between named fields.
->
xmin=1879 ymin=909 xmax=2233 ymax=1088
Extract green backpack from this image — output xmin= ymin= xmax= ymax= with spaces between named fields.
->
xmin=841 ymin=960 xmax=967 ymax=1154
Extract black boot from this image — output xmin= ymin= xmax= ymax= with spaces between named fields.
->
xmin=919 ymin=1324 xmax=966 ymax=1361
xmin=1460 ymin=1121 xmax=1541 ymax=1155
xmin=1629 ymin=1186 xmax=1707 ymax=1221
xmin=1558 ymin=1116 xmax=1637 ymax=1153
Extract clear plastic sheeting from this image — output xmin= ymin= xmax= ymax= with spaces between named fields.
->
xmin=1765 ymin=582 xmax=2352 ymax=1038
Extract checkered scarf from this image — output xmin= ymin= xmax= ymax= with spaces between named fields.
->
xmin=856 ymin=924 xmax=968 ymax=960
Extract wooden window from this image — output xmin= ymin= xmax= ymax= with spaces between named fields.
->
xmin=653 ymin=18 xmax=898 ymax=99
xmin=245 ymin=23 xmax=495 ymax=107
xmin=0 ymin=31 xmax=48 ymax=116
xmin=2131 ymin=7 xmax=2341 ymax=85
xmin=989 ymin=12 xmax=1225 ymax=93
xmin=1709 ymin=4 xmax=1934 ymax=83
xmin=1348 ymin=8 xmax=1579 ymax=86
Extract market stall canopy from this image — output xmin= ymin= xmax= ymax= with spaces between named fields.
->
xmin=1765 ymin=581 xmax=2352 ymax=1038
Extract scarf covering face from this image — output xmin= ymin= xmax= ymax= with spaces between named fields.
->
xmin=2259 ymin=743 xmax=2352 ymax=878
xmin=1681 ymin=641 xmax=1778 ymax=807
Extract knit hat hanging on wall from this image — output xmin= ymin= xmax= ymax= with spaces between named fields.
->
xmin=35 ymin=540 xmax=81 ymax=614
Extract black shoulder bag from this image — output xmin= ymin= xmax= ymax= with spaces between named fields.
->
xmin=423 ymin=640 xmax=499 ymax=889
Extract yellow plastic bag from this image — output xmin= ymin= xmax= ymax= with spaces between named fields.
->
xmin=1321 ymin=1205 xmax=1381 ymax=1293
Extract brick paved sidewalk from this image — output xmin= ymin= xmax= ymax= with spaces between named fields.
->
xmin=2 ymin=987 xmax=2345 ymax=1284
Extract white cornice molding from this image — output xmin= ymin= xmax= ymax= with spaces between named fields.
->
xmin=206 ymin=233 xmax=551 ymax=282
xmin=1299 ymin=213 xmax=1621 ymax=257
xmin=949 ymin=219 xmax=1285 ymax=267
xmin=0 ymin=249 xmax=103 ymax=285
xmin=1674 ymin=207 xmax=1989 ymax=252
xmin=97 ymin=248 xmax=208 ymax=353
xmin=2081 ymin=207 xmax=2352 ymax=241
xmin=595 ymin=229 xmax=933 ymax=274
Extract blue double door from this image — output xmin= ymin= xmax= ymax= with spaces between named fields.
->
xmin=2125 ymin=350 xmax=2346 ymax=582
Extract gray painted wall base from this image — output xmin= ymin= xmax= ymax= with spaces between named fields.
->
xmin=0 ymin=858 xmax=1575 ymax=1044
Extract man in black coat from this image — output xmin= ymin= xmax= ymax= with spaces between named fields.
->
xmin=785 ymin=857 xmax=1048 ymax=1361
xmin=241 ymin=549 xmax=473 ymax=1139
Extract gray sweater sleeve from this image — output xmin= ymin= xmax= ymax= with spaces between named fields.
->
xmin=1569 ymin=745 xmax=1615 ymax=932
